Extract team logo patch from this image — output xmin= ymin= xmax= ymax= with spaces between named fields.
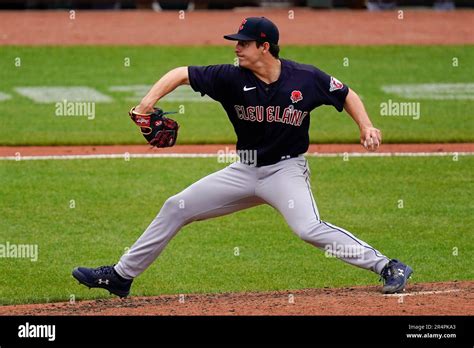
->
xmin=290 ymin=90 xmax=303 ymax=104
xmin=155 ymin=120 xmax=162 ymax=127
xmin=329 ymin=76 xmax=344 ymax=92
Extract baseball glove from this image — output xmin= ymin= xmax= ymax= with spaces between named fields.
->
xmin=129 ymin=107 xmax=179 ymax=148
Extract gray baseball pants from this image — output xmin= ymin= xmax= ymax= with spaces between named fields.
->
xmin=115 ymin=156 xmax=389 ymax=279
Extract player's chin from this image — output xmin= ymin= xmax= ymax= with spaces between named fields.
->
xmin=237 ymin=57 xmax=247 ymax=67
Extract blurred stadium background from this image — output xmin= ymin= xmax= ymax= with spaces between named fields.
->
xmin=0 ymin=0 xmax=470 ymax=10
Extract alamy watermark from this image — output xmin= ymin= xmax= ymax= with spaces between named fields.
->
xmin=18 ymin=322 xmax=55 ymax=341
xmin=380 ymin=99 xmax=420 ymax=120
xmin=217 ymin=147 xmax=258 ymax=167
xmin=324 ymin=242 xmax=365 ymax=259
xmin=0 ymin=241 xmax=38 ymax=262
xmin=55 ymin=99 xmax=95 ymax=120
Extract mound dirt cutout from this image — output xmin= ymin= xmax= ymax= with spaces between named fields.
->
xmin=0 ymin=281 xmax=472 ymax=316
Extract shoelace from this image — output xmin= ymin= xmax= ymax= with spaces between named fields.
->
xmin=94 ymin=266 xmax=114 ymax=277
xmin=380 ymin=263 xmax=395 ymax=283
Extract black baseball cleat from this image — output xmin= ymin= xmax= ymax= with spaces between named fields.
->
xmin=380 ymin=259 xmax=413 ymax=294
xmin=72 ymin=265 xmax=133 ymax=298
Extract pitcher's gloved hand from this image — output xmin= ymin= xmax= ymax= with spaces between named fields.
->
xmin=129 ymin=107 xmax=179 ymax=148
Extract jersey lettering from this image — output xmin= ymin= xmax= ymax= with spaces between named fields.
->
xmin=234 ymin=104 xmax=307 ymax=126
xmin=246 ymin=106 xmax=256 ymax=121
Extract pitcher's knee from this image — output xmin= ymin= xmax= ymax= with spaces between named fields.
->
xmin=160 ymin=195 xmax=188 ymax=221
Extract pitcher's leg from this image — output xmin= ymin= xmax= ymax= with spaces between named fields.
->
xmin=116 ymin=162 xmax=260 ymax=279
xmin=257 ymin=157 xmax=389 ymax=274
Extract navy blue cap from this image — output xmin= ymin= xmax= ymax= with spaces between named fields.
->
xmin=224 ymin=17 xmax=279 ymax=45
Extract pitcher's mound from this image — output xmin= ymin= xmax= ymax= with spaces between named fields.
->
xmin=1 ymin=281 xmax=472 ymax=316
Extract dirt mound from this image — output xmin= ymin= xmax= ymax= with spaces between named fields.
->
xmin=1 ymin=281 xmax=472 ymax=316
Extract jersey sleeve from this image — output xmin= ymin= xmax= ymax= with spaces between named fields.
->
xmin=313 ymin=68 xmax=349 ymax=112
xmin=188 ymin=64 xmax=234 ymax=102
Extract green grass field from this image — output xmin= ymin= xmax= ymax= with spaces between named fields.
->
xmin=0 ymin=156 xmax=472 ymax=304
xmin=0 ymin=45 xmax=473 ymax=145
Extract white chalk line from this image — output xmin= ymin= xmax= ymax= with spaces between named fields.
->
xmin=0 ymin=152 xmax=473 ymax=161
xmin=309 ymin=152 xmax=473 ymax=157
xmin=384 ymin=289 xmax=462 ymax=297
xmin=0 ymin=153 xmax=216 ymax=161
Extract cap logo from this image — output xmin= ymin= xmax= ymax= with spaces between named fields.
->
xmin=260 ymin=32 xmax=266 ymax=38
xmin=239 ymin=19 xmax=247 ymax=31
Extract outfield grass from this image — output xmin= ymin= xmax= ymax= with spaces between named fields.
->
xmin=0 ymin=46 xmax=473 ymax=145
xmin=0 ymin=156 xmax=472 ymax=304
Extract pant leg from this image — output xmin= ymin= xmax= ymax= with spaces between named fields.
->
xmin=115 ymin=162 xmax=262 ymax=279
xmin=256 ymin=156 xmax=389 ymax=274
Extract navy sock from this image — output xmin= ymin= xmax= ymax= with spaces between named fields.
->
xmin=113 ymin=268 xmax=131 ymax=282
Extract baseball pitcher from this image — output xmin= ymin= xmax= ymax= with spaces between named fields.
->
xmin=73 ymin=17 xmax=413 ymax=298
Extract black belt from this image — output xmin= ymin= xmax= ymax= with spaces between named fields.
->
xmin=279 ymin=154 xmax=300 ymax=161
xmin=241 ymin=154 xmax=300 ymax=167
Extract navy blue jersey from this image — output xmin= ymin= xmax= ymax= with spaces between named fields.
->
xmin=188 ymin=59 xmax=349 ymax=166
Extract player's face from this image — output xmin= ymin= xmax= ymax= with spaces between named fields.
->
xmin=235 ymin=40 xmax=262 ymax=68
